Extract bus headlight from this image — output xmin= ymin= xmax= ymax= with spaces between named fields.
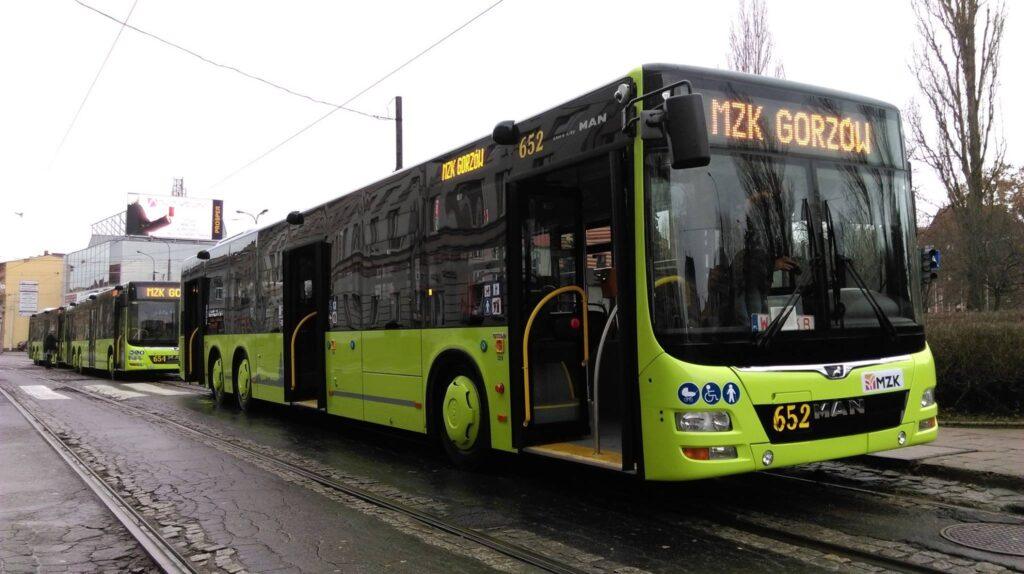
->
xmin=920 ymin=387 xmax=936 ymax=408
xmin=675 ymin=411 xmax=732 ymax=432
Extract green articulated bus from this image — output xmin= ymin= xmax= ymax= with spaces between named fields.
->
xmin=180 ymin=64 xmax=937 ymax=480
xmin=27 ymin=307 xmax=64 ymax=366
xmin=65 ymin=281 xmax=181 ymax=378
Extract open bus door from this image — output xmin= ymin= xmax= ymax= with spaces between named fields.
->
xmin=282 ymin=241 xmax=329 ymax=408
xmin=182 ymin=278 xmax=208 ymax=383
xmin=510 ymin=182 xmax=591 ymax=445
xmin=508 ymin=155 xmax=634 ymax=472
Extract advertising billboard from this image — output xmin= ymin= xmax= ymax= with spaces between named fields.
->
xmin=126 ymin=194 xmax=224 ymax=241
xmin=18 ymin=281 xmax=38 ymax=316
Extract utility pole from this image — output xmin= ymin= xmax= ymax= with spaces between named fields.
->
xmin=394 ymin=96 xmax=403 ymax=172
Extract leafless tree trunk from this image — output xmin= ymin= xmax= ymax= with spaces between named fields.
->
xmin=908 ymin=0 xmax=1006 ymax=310
xmin=727 ymin=0 xmax=785 ymax=78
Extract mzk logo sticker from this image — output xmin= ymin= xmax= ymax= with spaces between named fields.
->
xmin=861 ymin=369 xmax=904 ymax=394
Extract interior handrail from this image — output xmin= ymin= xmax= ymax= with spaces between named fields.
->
xmin=187 ymin=327 xmax=200 ymax=375
xmin=290 ymin=311 xmax=318 ymax=391
xmin=522 ymin=285 xmax=588 ymax=427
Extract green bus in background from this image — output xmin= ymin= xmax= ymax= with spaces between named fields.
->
xmin=179 ymin=64 xmax=938 ymax=480
xmin=65 ymin=281 xmax=180 ymax=378
xmin=27 ymin=307 xmax=63 ymax=366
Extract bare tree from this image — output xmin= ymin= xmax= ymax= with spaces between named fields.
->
xmin=908 ymin=0 xmax=1007 ymax=310
xmin=727 ymin=0 xmax=785 ymax=78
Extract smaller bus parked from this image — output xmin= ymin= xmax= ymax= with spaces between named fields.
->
xmin=27 ymin=307 xmax=63 ymax=366
xmin=64 ymin=282 xmax=181 ymax=378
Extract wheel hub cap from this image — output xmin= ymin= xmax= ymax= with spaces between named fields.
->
xmin=238 ymin=361 xmax=250 ymax=397
xmin=443 ymin=376 xmax=480 ymax=450
xmin=212 ymin=359 xmax=224 ymax=393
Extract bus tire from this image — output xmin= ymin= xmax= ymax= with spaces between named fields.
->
xmin=433 ymin=362 xmax=490 ymax=469
xmin=235 ymin=355 xmax=254 ymax=412
xmin=209 ymin=352 xmax=230 ymax=407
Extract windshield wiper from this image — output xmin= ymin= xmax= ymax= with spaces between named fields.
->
xmin=756 ymin=199 xmax=817 ymax=348
xmin=822 ymin=201 xmax=898 ymax=343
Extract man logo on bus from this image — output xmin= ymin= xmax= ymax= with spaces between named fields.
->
xmin=823 ymin=364 xmax=847 ymax=379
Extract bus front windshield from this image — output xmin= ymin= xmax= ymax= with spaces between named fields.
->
xmin=646 ymin=150 xmax=922 ymax=352
xmin=128 ymin=300 xmax=179 ymax=347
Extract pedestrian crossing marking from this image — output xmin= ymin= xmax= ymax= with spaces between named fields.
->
xmin=19 ymin=385 xmax=70 ymax=400
xmin=85 ymin=384 xmax=146 ymax=400
xmin=122 ymin=383 xmax=189 ymax=396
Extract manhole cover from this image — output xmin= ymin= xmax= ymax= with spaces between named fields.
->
xmin=941 ymin=522 xmax=1024 ymax=556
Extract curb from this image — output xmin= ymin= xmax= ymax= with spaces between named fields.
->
xmin=937 ymin=420 xmax=1024 ymax=429
xmin=854 ymin=454 xmax=1024 ymax=492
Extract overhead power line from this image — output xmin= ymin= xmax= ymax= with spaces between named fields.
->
xmin=208 ymin=0 xmax=505 ymax=190
xmin=53 ymin=0 xmax=140 ymax=162
xmin=72 ymin=0 xmax=391 ymax=120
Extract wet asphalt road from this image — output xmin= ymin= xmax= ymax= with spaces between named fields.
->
xmin=1 ymin=352 xmax=1022 ymax=573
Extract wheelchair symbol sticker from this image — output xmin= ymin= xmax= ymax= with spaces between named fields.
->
xmin=702 ymin=382 xmax=721 ymax=405
xmin=678 ymin=382 xmax=699 ymax=405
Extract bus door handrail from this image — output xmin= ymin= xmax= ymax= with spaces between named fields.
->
xmin=522 ymin=285 xmax=589 ymax=427
xmin=187 ymin=327 xmax=200 ymax=375
xmin=290 ymin=311 xmax=318 ymax=391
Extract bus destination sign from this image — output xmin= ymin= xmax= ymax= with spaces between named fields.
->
xmin=705 ymin=93 xmax=882 ymax=161
xmin=440 ymin=148 xmax=485 ymax=181
xmin=141 ymin=286 xmax=181 ymax=299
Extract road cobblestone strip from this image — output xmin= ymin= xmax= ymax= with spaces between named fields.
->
xmin=14 ymin=393 xmax=248 ymax=574
xmin=780 ymin=461 xmax=1024 ymax=514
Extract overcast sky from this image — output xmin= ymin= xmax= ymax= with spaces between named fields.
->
xmin=1 ymin=0 xmax=1020 ymax=261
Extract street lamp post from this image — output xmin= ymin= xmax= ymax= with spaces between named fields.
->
xmin=236 ymin=209 xmax=268 ymax=226
xmin=165 ymin=242 xmax=172 ymax=282
xmin=137 ymin=250 xmax=156 ymax=281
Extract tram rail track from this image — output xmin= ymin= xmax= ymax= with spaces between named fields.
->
xmin=36 ymin=377 xmax=589 ymax=574
xmin=20 ymin=369 xmax=1012 ymax=574
xmin=760 ymin=469 xmax=1024 ymax=520
xmin=0 ymin=386 xmax=197 ymax=574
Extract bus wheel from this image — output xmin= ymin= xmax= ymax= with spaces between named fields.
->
xmin=107 ymin=352 xmax=118 ymax=380
xmin=210 ymin=354 xmax=229 ymax=407
xmin=235 ymin=356 xmax=254 ymax=412
xmin=435 ymin=365 xmax=490 ymax=469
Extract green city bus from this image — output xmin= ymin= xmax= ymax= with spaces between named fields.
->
xmin=27 ymin=307 xmax=63 ymax=366
xmin=65 ymin=281 xmax=181 ymax=378
xmin=179 ymin=64 xmax=937 ymax=480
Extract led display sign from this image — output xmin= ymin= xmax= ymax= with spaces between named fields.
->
xmin=700 ymin=89 xmax=898 ymax=165
xmin=140 ymin=286 xmax=181 ymax=299
xmin=441 ymin=148 xmax=485 ymax=181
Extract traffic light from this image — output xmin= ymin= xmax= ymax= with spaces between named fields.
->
xmin=921 ymin=247 xmax=940 ymax=282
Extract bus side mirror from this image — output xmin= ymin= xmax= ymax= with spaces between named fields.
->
xmin=662 ymin=93 xmax=711 ymax=170
xmin=197 ymin=250 xmax=210 ymax=260
xmin=287 ymin=211 xmax=305 ymax=225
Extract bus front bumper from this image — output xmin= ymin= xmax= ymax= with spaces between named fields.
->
xmin=643 ymin=419 xmax=938 ymax=481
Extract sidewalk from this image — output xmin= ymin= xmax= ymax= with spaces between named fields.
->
xmin=865 ymin=425 xmax=1024 ymax=489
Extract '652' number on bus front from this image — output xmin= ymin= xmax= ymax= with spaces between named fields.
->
xmin=772 ymin=403 xmax=811 ymax=432
xmin=518 ymin=130 xmax=544 ymax=158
